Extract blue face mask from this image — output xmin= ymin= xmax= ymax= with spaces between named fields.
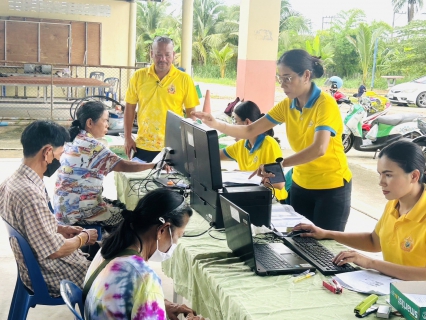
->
xmin=149 ymin=228 xmax=177 ymax=262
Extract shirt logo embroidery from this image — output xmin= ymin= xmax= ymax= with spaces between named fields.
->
xmin=253 ymin=155 xmax=258 ymax=164
xmin=400 ymin=236 xmax=414 ymax=252
xmin=308 ymin=120 xmax=314 ymax=127
xmin=168 ymin=84 xmax=176 ymax=94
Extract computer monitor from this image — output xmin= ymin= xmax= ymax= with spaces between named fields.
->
xmin=181 ymin=118 xmax=223 ymax=190
xmin=163 ymin=111 xmax=189 ymax=178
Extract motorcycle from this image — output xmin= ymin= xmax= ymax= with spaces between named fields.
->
xmin=342 ymin=102 xmax=422 ymax=154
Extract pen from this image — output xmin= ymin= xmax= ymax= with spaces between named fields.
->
xmin=294 ymin=272 xmax=316 ymax=283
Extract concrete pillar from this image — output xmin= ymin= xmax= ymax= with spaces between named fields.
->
xmin=128 ymin=1 xmax=137 ymax=67
xmin=181 ymin=0 xmax=194 ymax=74
xmin=237 ymin=0 xmax=281 ymax=112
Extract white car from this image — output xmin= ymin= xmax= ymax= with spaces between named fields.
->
xmin=387 ymin=76 xmax=426 ymax=108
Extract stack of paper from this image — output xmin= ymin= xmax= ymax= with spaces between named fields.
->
xmin=270 ymin=204 xmax=311 ymax=232
xmin=333 ymin=270 xmax=397 ymax=295
xmin=221 ymin=171 xmax=262 ymax=186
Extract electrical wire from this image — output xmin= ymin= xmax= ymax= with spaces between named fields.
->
xmin=183 ymin=226 xmax=213 ymax=237
xmin=208 ymin=228 xmax=226 ymax=240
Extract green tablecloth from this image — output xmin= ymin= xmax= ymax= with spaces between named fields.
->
xmin=115 ymin=171 xmax=389 ymax=320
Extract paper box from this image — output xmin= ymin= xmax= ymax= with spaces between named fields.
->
xmin=390 ymin=281 xmax=426 ymax=320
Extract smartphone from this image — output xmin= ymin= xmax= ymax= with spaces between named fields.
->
xmin=263 ymin=163 xmax=286 ymax=184
xmin=129 ymin=149 xmax=135 ymax=160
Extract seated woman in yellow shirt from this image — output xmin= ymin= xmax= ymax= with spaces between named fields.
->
xmin=294 ymin=140 xmax=426 ymax=280
xmin=220 ymin=101 xmax=287 ymax=201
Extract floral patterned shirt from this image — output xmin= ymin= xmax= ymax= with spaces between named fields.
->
xmin=53 ymin=131 xmax=122 ymax=224
xmin=84 ymin=251 xmax=166 ymax=320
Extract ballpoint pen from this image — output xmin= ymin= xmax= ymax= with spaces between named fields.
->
xmin=293 ymin=272 xmax=316 ymax=283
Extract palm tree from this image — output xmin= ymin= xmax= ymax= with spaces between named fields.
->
xmin=210 ymin=44 xmax=234 ymax=78
xmin=392 ymin=0 xmax=424 ymax=23
xmin=192 ymin=0 xmax=226 ymax=65
xmin=305 ymin=35 xmax=334 ymax=69
xmin=346 ymin=23 xmax=386 ymax=84
xmin=135 ymin=0 xmax=170 ymax=62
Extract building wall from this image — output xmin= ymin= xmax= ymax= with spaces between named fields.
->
xmin=0 ymin=0 xmax=132 ymax=66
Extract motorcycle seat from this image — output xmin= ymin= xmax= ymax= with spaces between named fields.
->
xmin=374 ymin=113 xmax=421 ymax=126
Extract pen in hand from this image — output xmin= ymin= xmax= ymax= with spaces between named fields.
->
xmin=293 ymin=272 xmax=316 ymax=283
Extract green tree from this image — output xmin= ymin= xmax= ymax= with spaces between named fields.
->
xmin=346 ymin=23 xmax=386 ymax=84
xmin=324 ymin=9 xmax=366 ymax=77
xmin=210 ymin=44 xmax=234 ymax=78
xmin=385 ymin=20 xmax=426 ymax=77
xmin=135 ymin=0 xmax=170 ymax=62
xmin=392 ymin=0 xmax=424 ymax=23
xmin=305 ymin=34 xmax=334 ymax=69
xmin=192 ymin=0 xmax=226 ymax=65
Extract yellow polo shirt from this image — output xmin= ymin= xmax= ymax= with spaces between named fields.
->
xmin=374 ymin=187 xmax=426 ymax=267
xmin=224 ymin=135 xmax=288 ymax=200
xmin=266 ymin=83 xmax=352 ymax=189
xmin=125 ymin=65 xmax=200 ymax=151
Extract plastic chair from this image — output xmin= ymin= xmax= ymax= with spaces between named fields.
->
xmin=2 ymin=218 xmax=64 ymax=320
xmin=86 ymin=71 xmax=105 ymax=96
xmin=60 ymin=280 xmax=84 ymax=320
xmin=103 ymin=77 xmax=120 ymax=101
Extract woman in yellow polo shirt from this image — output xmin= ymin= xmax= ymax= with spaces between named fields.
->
xmin=220 ymin=100 xmax=287 ymax=201
xmin=293 ymin=140 xmax=426 ymax=280
xmin=193 ymin=49 xmax=351 ymax=231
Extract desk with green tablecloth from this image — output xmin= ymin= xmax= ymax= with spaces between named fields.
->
xmin=114 ymin=171 xmax=388 ymax=320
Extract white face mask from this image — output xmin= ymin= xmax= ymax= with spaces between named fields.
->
xmin=149 ymin=227 xmax=177 ymax=262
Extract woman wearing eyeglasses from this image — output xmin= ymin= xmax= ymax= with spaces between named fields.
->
xmin=193 ymin=49 xmax=352 ymax=231
xmin=219 ymin=100 xmax=287 ymax=201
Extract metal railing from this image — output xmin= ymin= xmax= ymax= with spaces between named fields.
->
xmin=0 ymin=60 xmax=146 ymax=122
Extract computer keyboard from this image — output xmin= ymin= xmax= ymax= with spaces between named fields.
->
xmin=254 ymin=244 xmax=292 ymax=269
xmin=282 ymin=237 xmax=357 ymax=275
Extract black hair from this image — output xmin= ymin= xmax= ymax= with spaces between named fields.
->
xmin=69 ymin=101 xmax=106 ymax=141
xmin=20 ymin=120 xmax=70 ymax=158
xmin=378 ymin=139 xmax=426 ymax=184
xmin=233 ymin=101 xmax=279 ymax=142
xmin=101 ymin=188 xmax=193 ymax=259
xmin=277 ymin=49 xmax=324 ymax=80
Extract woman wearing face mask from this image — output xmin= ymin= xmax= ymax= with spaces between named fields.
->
xmin=220 ymin=100 xmax=287 ymax=202
xmin=193 ymin=49 xmax=352 ymax=231
xmin=83 ymin=188 xmax=204 ymax=320
xmin=293 ymin=140 xmax=426 ymax=280
xmin=53 ymin=101 xmax=158 ymax=227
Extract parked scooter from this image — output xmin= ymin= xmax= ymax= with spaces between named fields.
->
xmin=342 ymin=102 xmax=422 ymax=153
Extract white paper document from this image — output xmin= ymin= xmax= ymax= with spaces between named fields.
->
xmin=333 ymin=270 xmax=396 ymax=295
xmin=270 ymin=204 xmax=312 ymax=231
xmin=221 ymin=171 xmax=262 ymax=186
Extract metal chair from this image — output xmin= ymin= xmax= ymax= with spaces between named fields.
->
xmin=86 ymin=71 xmax=105 ymax=96
xmin=104 ymin=77 xmax=120 ymax=101
xmin=2 ymin=218 xmax=64 ymax=320
xmin=60 ymin=280 xmax=84 ymax=320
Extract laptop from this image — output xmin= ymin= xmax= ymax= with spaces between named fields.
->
xmin=220 ymin=195 xmax=315 ymax=276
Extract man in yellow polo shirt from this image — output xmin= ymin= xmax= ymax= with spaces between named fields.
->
xmin=124 ymin=36 xmax=200 ymax=162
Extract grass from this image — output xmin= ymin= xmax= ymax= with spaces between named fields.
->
xmin=193 ymin=76 xmax=236 ymax=86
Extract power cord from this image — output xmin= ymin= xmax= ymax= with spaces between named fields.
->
xmin=208 ymin=228 xmax=226 ymax=241
xmin=183 ymin=225 xmax=214 ymax=237
xmin=263 ymin=181 xmax=276 ymax=200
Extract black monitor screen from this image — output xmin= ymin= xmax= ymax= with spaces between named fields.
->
xmin=220 ymin=195 xmax=255 ymax=268
xmin=164 ymin=111 xmax=189 ymax=178
xmin=181 ymin=118 xmax=223 ymax=190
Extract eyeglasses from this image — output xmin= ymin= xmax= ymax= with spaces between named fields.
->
xmin=276 ymin=75 xmax=293 ymax=85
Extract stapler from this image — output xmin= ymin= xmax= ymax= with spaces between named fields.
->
xmin=354 ymin=294 xmax=378 ymax=317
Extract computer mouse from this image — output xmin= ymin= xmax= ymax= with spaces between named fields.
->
xmin=287 ymin=229 xmax=310 ymax=237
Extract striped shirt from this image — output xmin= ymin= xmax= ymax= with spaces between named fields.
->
xmin=0 ymin=164 xmax=90 ymax=297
